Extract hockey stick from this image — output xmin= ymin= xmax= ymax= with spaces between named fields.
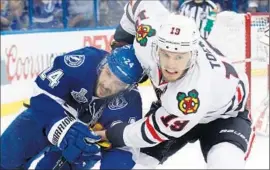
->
xmin=232 ymin=57 xmax=269 ymax=64
xmin=53 ymin=156 xmax=67 ymax=170
xmin=251 ymin=94 xmax=269 ymax=135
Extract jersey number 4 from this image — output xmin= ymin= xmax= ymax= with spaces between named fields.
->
xmin=40 ymin=65 xmax=64 ymax=88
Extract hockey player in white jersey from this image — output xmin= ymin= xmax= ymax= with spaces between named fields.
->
xmin=96 ymin=1 xmax=253 ymax=169
xmin=110 ymin=0 xmax=169 ymax=49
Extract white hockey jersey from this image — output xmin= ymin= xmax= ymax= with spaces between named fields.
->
xmin=117 ymin=0 xmax=250 ymax=148
xmin=119 ymin=0 xmax=169 ymax=36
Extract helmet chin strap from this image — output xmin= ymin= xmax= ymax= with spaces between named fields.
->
xmin=188 ymin=50 xmax=198 ymax=68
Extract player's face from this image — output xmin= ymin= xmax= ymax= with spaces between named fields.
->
xmin=158 ymin=48 xmax=192 ymax=82
xmin=96 ymin=64 xmax=128 ymax=98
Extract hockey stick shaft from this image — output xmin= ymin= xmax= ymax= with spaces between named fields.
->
xmin=232 ymin=57 xmax=268 ymax=64
xmin=251 ymin=94 xmax=269 ymax=130
xmin=53 ymin=156 xmax=67 ymax=170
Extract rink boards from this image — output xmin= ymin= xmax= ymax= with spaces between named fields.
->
xmin=0 ymin=29 xmax=267 ymax=117
xmin=0 ymin=29 xmax=152 ymax=117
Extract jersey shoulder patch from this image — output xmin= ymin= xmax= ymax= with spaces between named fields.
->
xmin=162 ymin=82 xmax=203 ymax=119
xmin=108 ymin=94 xmax=128 ymax=110
xmin=135 ymin=23 xmax=156 ymax=46
xmin=161 ymin=66 xmax=209 ymax=119
xmin=64 ymin=54 xmax=85 ymax=68
xmin=176 ymin=89 xmax=200 ymax=115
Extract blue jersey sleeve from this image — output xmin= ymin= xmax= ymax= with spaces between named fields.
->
xmin=99 ymin=88 xmax=143 ymax=129
xmin=30 ymin=47 xmax=108 ymax=123
xmin=35 ymin=47 xmax=103 ymax=99
xmin=97 ymin=89 xmax=142 ymax=170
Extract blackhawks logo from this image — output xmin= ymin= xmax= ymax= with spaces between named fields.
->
xmin=136 ymin=24 xmax=156 ymax=46
xmin=176 ymin=89 xmax=200 ymax=114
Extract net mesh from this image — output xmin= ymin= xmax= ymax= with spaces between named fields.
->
xmin=208 ymin=11 xmax=269 ymax=136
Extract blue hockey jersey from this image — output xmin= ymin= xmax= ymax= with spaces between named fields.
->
xmin=26 ymin=89 xmax=143 ymax=169
xmin=30 ymin=46 xmax=111 ymax=126
xmin=30 ymin=46 xmax=143 ymax=169
xmin=1 ymin=46 xmax=143 ymax=170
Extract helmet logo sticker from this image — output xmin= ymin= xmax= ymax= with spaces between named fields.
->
xmin=123 ymin=57 xmax=134 ymax=68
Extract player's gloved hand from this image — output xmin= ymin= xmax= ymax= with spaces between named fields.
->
xmin=138 ymin=74 xmax=149 ymax=84
xmin=46 ymin=116 xmax=102 ymax=163
xmin=110 ymin=40 xmax=129 ymax=50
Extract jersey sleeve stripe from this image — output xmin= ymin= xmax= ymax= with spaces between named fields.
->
xmin=125 ymin=2 xmax=135 ymax=24
xmin=132 ymin=0 xmax=142 ymax=15
xmin=141 ymin=122 xmax=157 ymax=144
xmin=235 ymin=81 xmax=247 ymax=111
xmin=145 ymin=116 xmax=164 ymax=142
xmin=151 ymin=113 xmax=175 ymax=140
xmin=237 ymin=86 xmax=243 ymax=103
xmin=224 ymin=95 xmax=236 ymax=114
xmin=206 ymin=0 xmax=217 ymax=9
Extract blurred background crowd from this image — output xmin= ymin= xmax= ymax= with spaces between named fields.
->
xmin=1 ymin=0 xmax=269 ymax=31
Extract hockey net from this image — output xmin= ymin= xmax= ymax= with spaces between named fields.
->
xmin=208 ymin=12 xmax=269 ymax=136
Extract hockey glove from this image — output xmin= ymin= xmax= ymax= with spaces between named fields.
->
xmin=110 ymin=40 xmax=129 ymax=50
xmin=46 ymin=116 xmax=101 ymax=163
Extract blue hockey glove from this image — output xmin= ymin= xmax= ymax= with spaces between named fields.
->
xmin=46 ymin=116 xmax=102 ymax=163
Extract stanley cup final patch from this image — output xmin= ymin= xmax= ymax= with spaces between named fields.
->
xmin=64 ymin=55 xmax=85 ymax=67
xmin=176 ymin=89 xmax=200 ymax=115
xmin=71 ymin=88 xmax=88 ymax=103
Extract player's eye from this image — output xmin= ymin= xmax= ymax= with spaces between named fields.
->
xmin=176 ymin=56 xmax=183 ymax=60
xmin=117 ymin=80 xmax=126 ymax=88
xmin=161 ymin=51 xmax=169 ymax=58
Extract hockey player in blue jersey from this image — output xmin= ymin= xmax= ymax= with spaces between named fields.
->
xmin=1 ymin=45 xmax=144 ymax=169
xmin=25 ymin=90 xmax=143 ymax=169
